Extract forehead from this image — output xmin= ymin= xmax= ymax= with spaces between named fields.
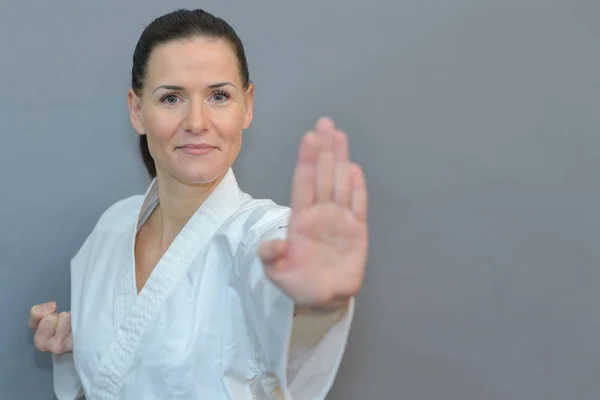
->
xmin=145 ymin=37 xmax=240 ymax=86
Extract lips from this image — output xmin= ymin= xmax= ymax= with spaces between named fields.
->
xmin=179 ymin=144 xmax=215 ymax=149
xmin=177 ymin=144 xmax=217 ymax=155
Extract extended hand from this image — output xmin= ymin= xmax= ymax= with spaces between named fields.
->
xmin=29 ymin=301 xmax=73 ymax=355
xmin=259 ymin=117 xmax=368 ymax=309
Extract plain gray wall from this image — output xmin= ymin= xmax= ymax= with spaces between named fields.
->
xmin=1 ymin=1 xmax=600 ymax=399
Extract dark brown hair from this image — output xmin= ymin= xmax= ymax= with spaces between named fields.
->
xmin=131 ymin=9 xmax=251 ymax=177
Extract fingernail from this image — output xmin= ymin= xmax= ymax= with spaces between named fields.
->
xmin=43 ymin=302 xmax=55 ymax=311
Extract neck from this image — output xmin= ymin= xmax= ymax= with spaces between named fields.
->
xmin=151 ymin=170 xmax=227 ymax=250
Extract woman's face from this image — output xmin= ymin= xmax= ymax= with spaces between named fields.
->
xmin=128 ymin=37 xmax=254 ymax=185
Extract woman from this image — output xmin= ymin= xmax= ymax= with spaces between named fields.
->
xmin=28 ymin=8 xmax=368 ymax=400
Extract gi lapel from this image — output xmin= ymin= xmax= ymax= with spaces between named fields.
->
xmin=89 ymin=169 xmax=245 ymax=399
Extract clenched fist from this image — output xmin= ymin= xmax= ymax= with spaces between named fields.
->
xmin=29 ymin=301 xmax=73 ymax=356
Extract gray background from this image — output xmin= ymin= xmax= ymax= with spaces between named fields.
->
xmin=1 ymin=0 xmax=599 ymax=399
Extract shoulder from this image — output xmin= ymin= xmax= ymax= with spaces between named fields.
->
xmin=75 ymin=195 xmax=144 ymax=253
xmin=237 ymin=198 xmax=290 ymax=233
xmin=221 ymin=197 xmax=291 ymax=254
xmin=94 ymin=194 xmax=145 ymax=233
xmin=70 ymin=194 xmax=144 ymax=267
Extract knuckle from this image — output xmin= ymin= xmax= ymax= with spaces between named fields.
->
xmin=34 ymin=336 xmax=46 ymax=352
xmin=38 ymin=315 xmax=49 ymax=328
xmin=45 ymin=313 xmax=59 ymax=326
xmin=52 ymin=341 xmax=64 ymax=356
xmin=29 ymin=307 xmax=40 ymax=321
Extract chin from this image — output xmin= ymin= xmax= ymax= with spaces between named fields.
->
xmin=171 ymin=166 xmax=228 ymax=186
xmin=157 ymin=152 xmax=234 ymax=187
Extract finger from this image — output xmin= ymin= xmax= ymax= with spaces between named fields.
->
xmin=63 ymin=333 xmax=74 ymax=355
xmin=290 ymin=131 xmax=318 ymax=212
xmin=315 ymin=116 xmax=336 ymax=132
xmin=48 ymin=312 xmax=72 ymax=355
xmin=259 ymin=240 xmax=289 ymax=275
xmin=316 ymin=117 xmax=336 ymax=202
xmin=350 ymin=163 xmax=368 ymax=222
xmin=34 ymin=313 xmax=58 ymax=352
xmin=333 ymin=130 xmax=352 ymax=207
xmin=259 ymin=239 xmax=288 ymax=264
xmin=29 ymin=301 xmax=56 ymax=330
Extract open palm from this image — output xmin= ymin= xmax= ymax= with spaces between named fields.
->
xmin=259 ymin=117 xmax=368 ymax=308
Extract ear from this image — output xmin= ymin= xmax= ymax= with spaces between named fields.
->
xmin=128 ymin=89 xmax=145 ymax=135
xmin=242 ymin=83 xmax=254 ymax=130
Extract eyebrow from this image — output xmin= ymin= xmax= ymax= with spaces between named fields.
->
xmin=152 ymin=82 xmax=237 ymax=94
xmin=208 ymin=82 xmax=237 ymax=89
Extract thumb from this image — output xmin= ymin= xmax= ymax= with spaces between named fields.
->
xmin=29 ymin=301 xmax=57 ymax=330
xmin=258 ymin=239 xmax=288 ymax=267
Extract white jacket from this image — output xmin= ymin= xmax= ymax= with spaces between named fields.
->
xmin=52 ymin=169 xmax=354 ymax=399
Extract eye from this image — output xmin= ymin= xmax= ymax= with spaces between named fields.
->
xmin=160 ymin=94 xmax=181 ymax=105
xmin=211 ymin=90 xmax=231 ymax=103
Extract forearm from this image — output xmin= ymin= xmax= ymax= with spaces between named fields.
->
xmin=293 ymin=298 xmax=351 ymax=317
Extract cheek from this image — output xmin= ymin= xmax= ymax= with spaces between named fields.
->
xmin=213 ymin=108 xmax=245 ymax=146
xmin=143 ymin=110 xmax=181 ymax=143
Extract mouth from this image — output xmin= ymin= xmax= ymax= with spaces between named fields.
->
xmin=176 ymin=144 xmax=217 ymax=156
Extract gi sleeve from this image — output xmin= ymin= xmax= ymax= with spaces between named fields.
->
xmin=236 ymin=213 xmax=355 ymax=399
xmin=52 ymin=353 xmax=84 ymax=399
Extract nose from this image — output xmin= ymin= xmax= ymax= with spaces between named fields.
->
xmin=182 ymin=99 xmax=208 ymax=135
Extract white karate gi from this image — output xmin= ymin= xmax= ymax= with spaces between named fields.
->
xmin=52 ymin=168 xmax=354 ymax=399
